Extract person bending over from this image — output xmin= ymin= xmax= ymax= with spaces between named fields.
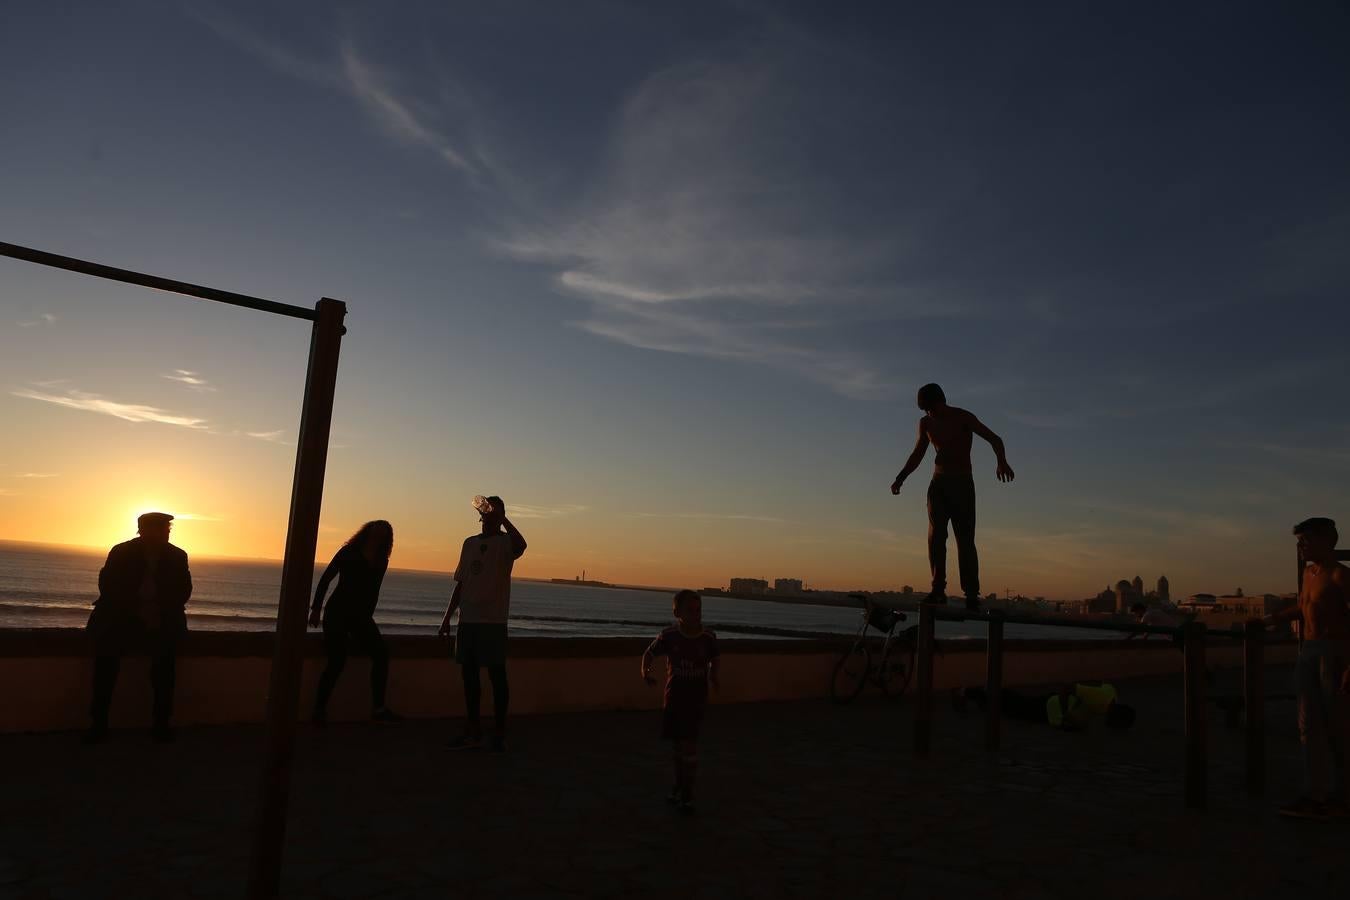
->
xmin=309 ymin=520 xmax=399 ymax=725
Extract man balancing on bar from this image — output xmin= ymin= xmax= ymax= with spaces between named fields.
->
xmin=890 ymin=383 xmax=1014 ymax=611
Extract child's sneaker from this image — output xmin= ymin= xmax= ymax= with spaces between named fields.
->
xmin=666 ymin=787 xmax=682 ymax=806
xmin=677 ymin=797 xmax=696 ymax=815
xmin=488 ymin=734 xmax=508 ymax=753
xmin=921 ymin=591 xmax=947 ymax=605
xmin=447 ymin=734 xmax=482 ymax=751
xmin=371 ymin=707 xmax=404 ymax=724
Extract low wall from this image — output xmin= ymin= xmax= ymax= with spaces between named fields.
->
xmin=0 ymin=629 xmax=1297 ymax=734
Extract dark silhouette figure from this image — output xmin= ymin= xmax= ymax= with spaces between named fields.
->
xmin=309 ymin=520 xmax=399 ymax=724
xmin=440 ymin=496 xmax=526 ymax=752
xmin=641 ymin=590 xmax=721 ymax=813
xmin=85 ymin=512 xmax=192 ymax=743
xmin=1263 ymin=517 xmax=1350 ymax=820
xmin=891 ymin=383 xmax=1013 ymax=610
xmin=953 ymin=683 xmax=1135 ymax=731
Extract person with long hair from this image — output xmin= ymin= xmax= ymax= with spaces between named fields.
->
xmin=309 ymin=519 xmax=400 ymax=724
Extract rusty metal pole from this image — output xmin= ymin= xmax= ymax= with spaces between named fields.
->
xmin=1243 ymin=620 xmax=1265 ymax=795
xmin=985 ymin=613 xmax=1004 ymax=752
xmin=914 ymin=603 xmax=935 ymax=758
xmin=247 ymin=297 xmax=346 ymax=899
xmin=1183 ymin=621 xmax=1208 ymax=811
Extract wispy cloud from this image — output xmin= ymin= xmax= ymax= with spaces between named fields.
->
xmin=506 ymin=503 xmax=589 ymax=520
xmin=13 ymin=388 xmax=208 ymax=430
xmin=18 ymin=313 xmax=56 ymax=328
xmin=634 ymin=512 xmax=786 ymax=524
xmin=161 ymin=369 xmax=215 ymax=391
xmin=497 ymin=44 xmax=964 ymax=397
xmin=173 ymin=512 xmax=223 ymax=523
xmin=244 ymin=429 xmax=288 ymax=444
xmin=192 ymin=7 xmax=481 ymax=179
xmin=17 ymin=473 xmax=58 ymax=479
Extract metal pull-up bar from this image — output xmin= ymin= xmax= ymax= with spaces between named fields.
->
xmin=0 ymin=241 xmax=316 ymax=321
xmin=1 ymin=240 xmax=346 ymax=899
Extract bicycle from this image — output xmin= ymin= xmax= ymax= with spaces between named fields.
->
xmin=830 ymin=595 xmax=919 ymax=704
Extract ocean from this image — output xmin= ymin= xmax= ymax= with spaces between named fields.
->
xmin=0 ymin=541 xmax=1109 ymax=641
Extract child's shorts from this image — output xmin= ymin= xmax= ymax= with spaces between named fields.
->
xmin=662 ymin=695 xmax=707 ymax=741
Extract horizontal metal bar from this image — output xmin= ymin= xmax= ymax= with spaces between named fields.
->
xmin=920 ymin=606 xmax=1258 ymax=638
xmin=0 ymin=241 xmax=315 ymax=321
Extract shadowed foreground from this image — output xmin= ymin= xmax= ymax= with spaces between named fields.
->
xmin=0 ymin=670 xmax=1344 ymax=900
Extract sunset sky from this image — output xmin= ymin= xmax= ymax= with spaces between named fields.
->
xmin=2 ymin=2 xmax=1348 ymax=600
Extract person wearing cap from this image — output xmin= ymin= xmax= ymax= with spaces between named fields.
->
xmin=84 ymin=512 xmax=192 ymax=744
xmin=1262 ymin=517 xmax=1350 ymax=820
xmin=439 ymin=496 xmax=526 ymax=751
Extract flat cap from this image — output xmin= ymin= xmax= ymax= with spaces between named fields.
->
xmin=137 ymin=511 xmax=175 ymax=527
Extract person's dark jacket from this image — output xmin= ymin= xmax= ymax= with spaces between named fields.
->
xmin=87 ymin=538 xmax=192 ymax=651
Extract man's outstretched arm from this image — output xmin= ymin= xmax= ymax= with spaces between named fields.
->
xmin=892 ymin=421 xmax=930 ymax=493
xmin=970 ymin=416 xmax=1015 ymax=482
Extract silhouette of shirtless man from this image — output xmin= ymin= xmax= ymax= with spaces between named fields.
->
xmin=890 ymin=383 xmax=1014 ymax=610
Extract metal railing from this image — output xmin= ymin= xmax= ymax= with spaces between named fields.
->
xmin=909 ymin=605 xmax=1275 ymax=810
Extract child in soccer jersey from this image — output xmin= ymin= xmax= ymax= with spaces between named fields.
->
xmin=641 ymin=590 xmax=720 ymax=812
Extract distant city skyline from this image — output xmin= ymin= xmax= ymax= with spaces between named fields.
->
xmin=3 ymin=2 xmax=1348 ymax=600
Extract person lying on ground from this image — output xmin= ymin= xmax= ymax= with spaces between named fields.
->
xmin=952 ymin=682 xmax=1135 ymax=732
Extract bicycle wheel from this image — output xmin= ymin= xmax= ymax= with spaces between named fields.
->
xmin=830 ymin=641 xmax=870 ymax=705
xmin=880 ymin=636 xmax=917 ymax=699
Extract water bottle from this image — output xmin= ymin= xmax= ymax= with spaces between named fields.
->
xmin=472 ymin=495 xmax=494 ymax=514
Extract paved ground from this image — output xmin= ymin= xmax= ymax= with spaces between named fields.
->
xmin=0 ymin=669 xmax=1345 ymax=900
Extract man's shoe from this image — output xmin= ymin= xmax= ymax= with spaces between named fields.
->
xmin=152 ymin=725 xmax=175 ymax=744
xmin=447 ymin=734 xmax=482 ymax=751
xmin=964 ymin=595 xmax=982 ymax=612
xmin=950 ymin=688 xmax=968 ymax=714
xmin=312 ymin=708 xmax=327 ymax=729
xmin=1278 ymin=796 xmax=1327 ymax=820
xmin=371 ymin=707 xmax=404 ymax=724
xmin=922 ymin=592 xmax=947 ymax=605
xmin=81 ymin=726 xmax=109 ymax=746
xmin=488 ymin=734 xmax=507 ymax=753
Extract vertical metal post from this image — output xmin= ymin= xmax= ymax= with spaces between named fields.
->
xmin=985 ymin=613 xmax=1004 ymax=751
xmin=247 ymin=298 xmax=346 ymax=899
xmin=1183 ymin=621 xmax=1208 ymax=811
xmin=1243 ymin=620 xmax=1265 ymax=795
xmin=914 ymin=603 xmax=935 ymax=758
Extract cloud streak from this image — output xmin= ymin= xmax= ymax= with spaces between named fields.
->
xmin=161 ymin=369 xmax=215 ymax=391
xmin=18 ymin=313 xmax=56 ymax=328
xmin=13 ymin=388 xmax=208 ymax=430
xmin=506 ymin=503 xmax=589 ymax=520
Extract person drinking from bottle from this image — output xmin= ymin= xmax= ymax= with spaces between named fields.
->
xmin=890 ymin=383 xmax=1014 ymax=611
xmin=440 ymin=496 xmax=527 ymax=752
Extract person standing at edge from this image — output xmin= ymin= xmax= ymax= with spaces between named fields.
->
xmin=309 ymin=520 xmax=400 ymax=725
xmin=440 ymin=496 xmax=526 ymax=751
xmin=1263 ymin=517 xmax=1350 ymax=820
xmin=890 ymin=383 xmax=1014 ymax=611
xmin=85 ymin=512 xmax=192 ymax=744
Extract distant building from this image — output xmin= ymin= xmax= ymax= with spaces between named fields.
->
xmin=1132 ymin=576 xmax=1144 ymax=599
xmin=729 ymin=577 xmax=768 ymax=595
xmin=1157 ymin=575 xmax=1170 ymax=605
xmin=1115 ymin=579 xmax=1136 ymax=614
xmin=773 ymin=578 xmax=804 ymax=595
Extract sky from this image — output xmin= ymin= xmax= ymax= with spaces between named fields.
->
xmin=2 ymin=1 xmax=1348 ymax=600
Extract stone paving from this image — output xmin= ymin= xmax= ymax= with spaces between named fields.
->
xmin=1 ymin=669 xmax=1346 ymax=899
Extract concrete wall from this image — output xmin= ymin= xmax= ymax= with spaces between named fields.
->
xmin=0 ymin=629 xmax=1296 ymax=734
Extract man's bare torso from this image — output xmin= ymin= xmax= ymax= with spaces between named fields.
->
xmin=922 ymin=408 xmax=975 ymax=474
xmin=1299 ymin=562 xmax=1350 ymax=641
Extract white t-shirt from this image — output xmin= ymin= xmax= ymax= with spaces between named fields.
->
xmin=453 ymin=532 xmax=517 ymax=624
